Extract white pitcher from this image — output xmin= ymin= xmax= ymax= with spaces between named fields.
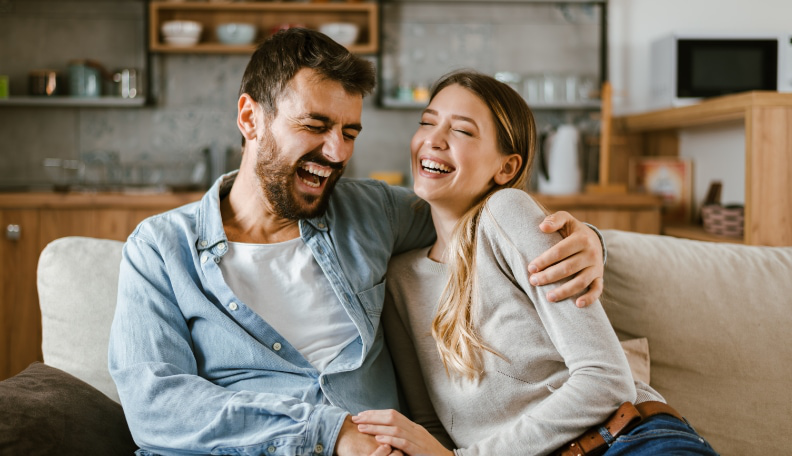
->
xmin=537 ymin=124 xmax=582 ymax=195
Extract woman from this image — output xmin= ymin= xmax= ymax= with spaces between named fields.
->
xmin=352 ymin=71 xmax=719 ymax=456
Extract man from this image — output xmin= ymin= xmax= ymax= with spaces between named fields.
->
xmin=109 ymin=28 xmax=605 ymax=456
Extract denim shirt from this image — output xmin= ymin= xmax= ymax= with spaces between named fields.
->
xmin=108 ymin=172 xmax=435 ymax=456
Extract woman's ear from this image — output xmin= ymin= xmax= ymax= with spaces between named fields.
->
xmin=494 ymin=154 xmax=522 ymax=185
xmin=237 ymin=93 xmax=259 ymax=142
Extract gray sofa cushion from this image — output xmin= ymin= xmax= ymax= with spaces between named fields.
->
xmin=601 ymin=229 xmax=792 ymax=456
xmin=37 ymin=236 xmax=125 ymax=403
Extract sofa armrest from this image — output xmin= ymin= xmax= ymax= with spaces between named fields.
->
xmin=37 ymin=236 xmax=125 ymax=403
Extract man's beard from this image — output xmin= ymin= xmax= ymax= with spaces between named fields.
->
xmin=254 ymin=129 xmax=344 ymax=221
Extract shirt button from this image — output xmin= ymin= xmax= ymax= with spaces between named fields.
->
xmin=273 ymin=342 xmax=282 ymax=351
xmin=218 ymin=242 xmax=226 ymax=251
xmin=267 ymin=445 xmax=276 ymax=453
xmin=229 ymin=302 xmax=238 ymax=311
xmin=314 ymin=443 xmax=324 ymax=453
xmin=201 ymin=254 xmax=208 ymax=264
xmin=200 ymin=240 xmax=208 ymax=247
xmin=320 ymin=377 xmax=326 ymax=385
xmin=317 ymin=222 xmax=326 ymax=229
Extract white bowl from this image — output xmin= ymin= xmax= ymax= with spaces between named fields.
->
xmin=319 ymin=22 xmax=359 ymax=46
xmin=164 ymin=35 xmax=200 ymax=47
xmin=216 ymin=23 xmax=257 ymax=45
xmin=161 ymin=20 xmax=202 ymax=41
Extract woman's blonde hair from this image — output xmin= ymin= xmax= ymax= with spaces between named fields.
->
xmin=430 ymin=70 xmax=537 ymax=380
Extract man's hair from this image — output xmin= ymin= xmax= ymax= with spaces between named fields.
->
xmin=239 ymin=27 xmax=376 ymax=117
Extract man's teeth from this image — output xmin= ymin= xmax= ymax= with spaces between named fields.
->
xmin=421 ymin=159 xmax=452 ymax=174
xmin=301 ymin=163 xmax=331 ymax=178
xmin=298 ymin=163 xmax=331 ymax=188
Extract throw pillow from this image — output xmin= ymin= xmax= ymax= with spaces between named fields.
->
xmin=619 ymin=337 xmax=650 ymax=385
xmin=0 ymin=362 xmax=137 ymax=455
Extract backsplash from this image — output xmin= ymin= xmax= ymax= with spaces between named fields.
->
xmin=0 ymin=0 xmax=600 ymax=191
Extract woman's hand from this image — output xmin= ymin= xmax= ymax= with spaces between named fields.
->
xmin=352 ymin=409 xmax=453 ymax=456
xmin=527 ymin=211 xmax=605 ymax=308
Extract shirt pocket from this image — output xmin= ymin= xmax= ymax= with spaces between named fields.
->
xmin=356 ymin=281 xmax=385 ymax=327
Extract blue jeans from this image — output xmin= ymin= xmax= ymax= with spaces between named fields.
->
xmin=604 ymin=415 xmax=720 ymax=455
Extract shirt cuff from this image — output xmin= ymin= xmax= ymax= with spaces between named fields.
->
xmin=305 ymin=405 xmax=349 ymax=456
xmin=585 ymin=223 xmax=607 ymax=265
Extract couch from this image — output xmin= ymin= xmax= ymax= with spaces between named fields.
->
xmin=1 ymin=230 xmax=790 ymax=454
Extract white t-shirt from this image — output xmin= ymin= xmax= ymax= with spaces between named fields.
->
xmin=219 ymin=238 xmax=359 ymax=372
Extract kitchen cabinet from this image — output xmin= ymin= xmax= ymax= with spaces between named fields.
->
xmin=533 ymin=193 xmax=662 ymax=234
xmin=149 ymin=1 xmax=379 ymax=54
xmin=610 ymin=91 xmax=792 ymax=246
xmin=0 ymin=192 xmax=202 ymax=381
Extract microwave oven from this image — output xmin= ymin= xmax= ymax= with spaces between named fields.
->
xmin=650 ymin=32 xmax=792 ymax=108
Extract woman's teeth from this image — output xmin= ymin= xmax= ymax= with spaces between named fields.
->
xmin=421 ymin=158 xmax=452 ymax=174
xmin=299 ymin=163 xmax=331 ymax=188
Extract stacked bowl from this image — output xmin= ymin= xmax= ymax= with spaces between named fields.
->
xmin=161 ymin=20 xmax=203 ymax=47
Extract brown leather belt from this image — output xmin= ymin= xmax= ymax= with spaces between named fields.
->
xmin=553 ymin=401 xmax=685 ymax=456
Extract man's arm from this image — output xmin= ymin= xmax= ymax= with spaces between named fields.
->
xmin=108 ymin=236 xmax=348 ymax=455
xmin=527 ymin=211 xmax=606 ymax=308
xmin=386 ymin=183 xmax=604 ymax=308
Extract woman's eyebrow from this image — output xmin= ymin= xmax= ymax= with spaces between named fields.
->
xmin=422 ymin=108 xmax=477 ymax=126
xmin=451 ymin=114 xmax=477 ymax=126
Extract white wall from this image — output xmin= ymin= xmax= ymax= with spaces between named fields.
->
xmin=608 ymin=0 xmax=792 ymax=209
xmin=609 ymin=0 xmax=792 ymax=114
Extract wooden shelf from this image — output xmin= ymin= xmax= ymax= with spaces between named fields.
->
xmin=149 ymin=1 xmax=379 ymax=54
xmin=381 ymin=97 xmax=601 ymax=111
xmin=615 ymin=91 xmax=792 ymax=132
xmin=612 ymin=91 xmax=792 ymax=246
xmin=0 ymin=96 xmax=145 ymax=108
xmin=662 ymin=225 xmax=744 ymax=244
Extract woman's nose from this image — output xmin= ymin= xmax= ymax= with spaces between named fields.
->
xmin=425 ymin=130 xmax=448 ymax=150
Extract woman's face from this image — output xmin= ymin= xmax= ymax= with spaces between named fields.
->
xmin=411 ymin=84 xmax=512 ymax=216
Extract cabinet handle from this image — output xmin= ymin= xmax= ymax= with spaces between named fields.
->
xmin=6 ymin=224 xmax=20 ymax=241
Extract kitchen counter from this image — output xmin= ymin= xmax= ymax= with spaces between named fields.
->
xmin=0 ymin=191 xmax=205 ymax=210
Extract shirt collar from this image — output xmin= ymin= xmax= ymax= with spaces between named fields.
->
xmin=196 ymin=171 xmax=235 ymax=252
xmin=196 ymin=170 xmax=332 ymax=252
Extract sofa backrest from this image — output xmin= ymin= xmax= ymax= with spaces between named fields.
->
xmin=601 ymin=229 xmax=792 ymax=456
xmin=37 ymin=236 xmax=124 ymax=403
xmin=37 ymin=232 xmax=792 ymax=455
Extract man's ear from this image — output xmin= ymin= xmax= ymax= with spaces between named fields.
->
xmin=237 ymin=93 xmax=259 ymax=142
xmin=494 ymin=154 xmax=522 ymax=185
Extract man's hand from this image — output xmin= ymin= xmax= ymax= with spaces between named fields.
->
xmin=527 ymin=211 xmax=604 ymax=308
xmin=335 ymin=415 xmax=402 ymax=456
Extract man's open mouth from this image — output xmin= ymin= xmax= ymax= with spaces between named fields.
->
xmin=421 ymin=158 xmax=454 ymax=174
xmin=297 ymin=163 xmax=332 ymax=188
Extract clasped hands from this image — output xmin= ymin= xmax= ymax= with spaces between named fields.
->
xmin=334 ymin=409 xmax=451 ymax=456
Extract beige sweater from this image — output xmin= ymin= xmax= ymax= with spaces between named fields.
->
xmin=383 ymin=189 xmax=663 ymax=456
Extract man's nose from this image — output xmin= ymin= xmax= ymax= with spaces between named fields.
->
xmin=322 ymin=129 xmax=352 ymax=163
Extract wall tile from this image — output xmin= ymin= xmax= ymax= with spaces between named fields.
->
xmin=0 ymin=1 xmax=604 ymax=189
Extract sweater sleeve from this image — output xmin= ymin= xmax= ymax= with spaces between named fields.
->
xmin=458 ymin=189 xmax=635 ymax=456
xmin=382 ymin=286 xmax=456 ymax=450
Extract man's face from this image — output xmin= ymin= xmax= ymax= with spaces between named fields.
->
xmin=254 ymin=68 xmax=364 ymax=220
